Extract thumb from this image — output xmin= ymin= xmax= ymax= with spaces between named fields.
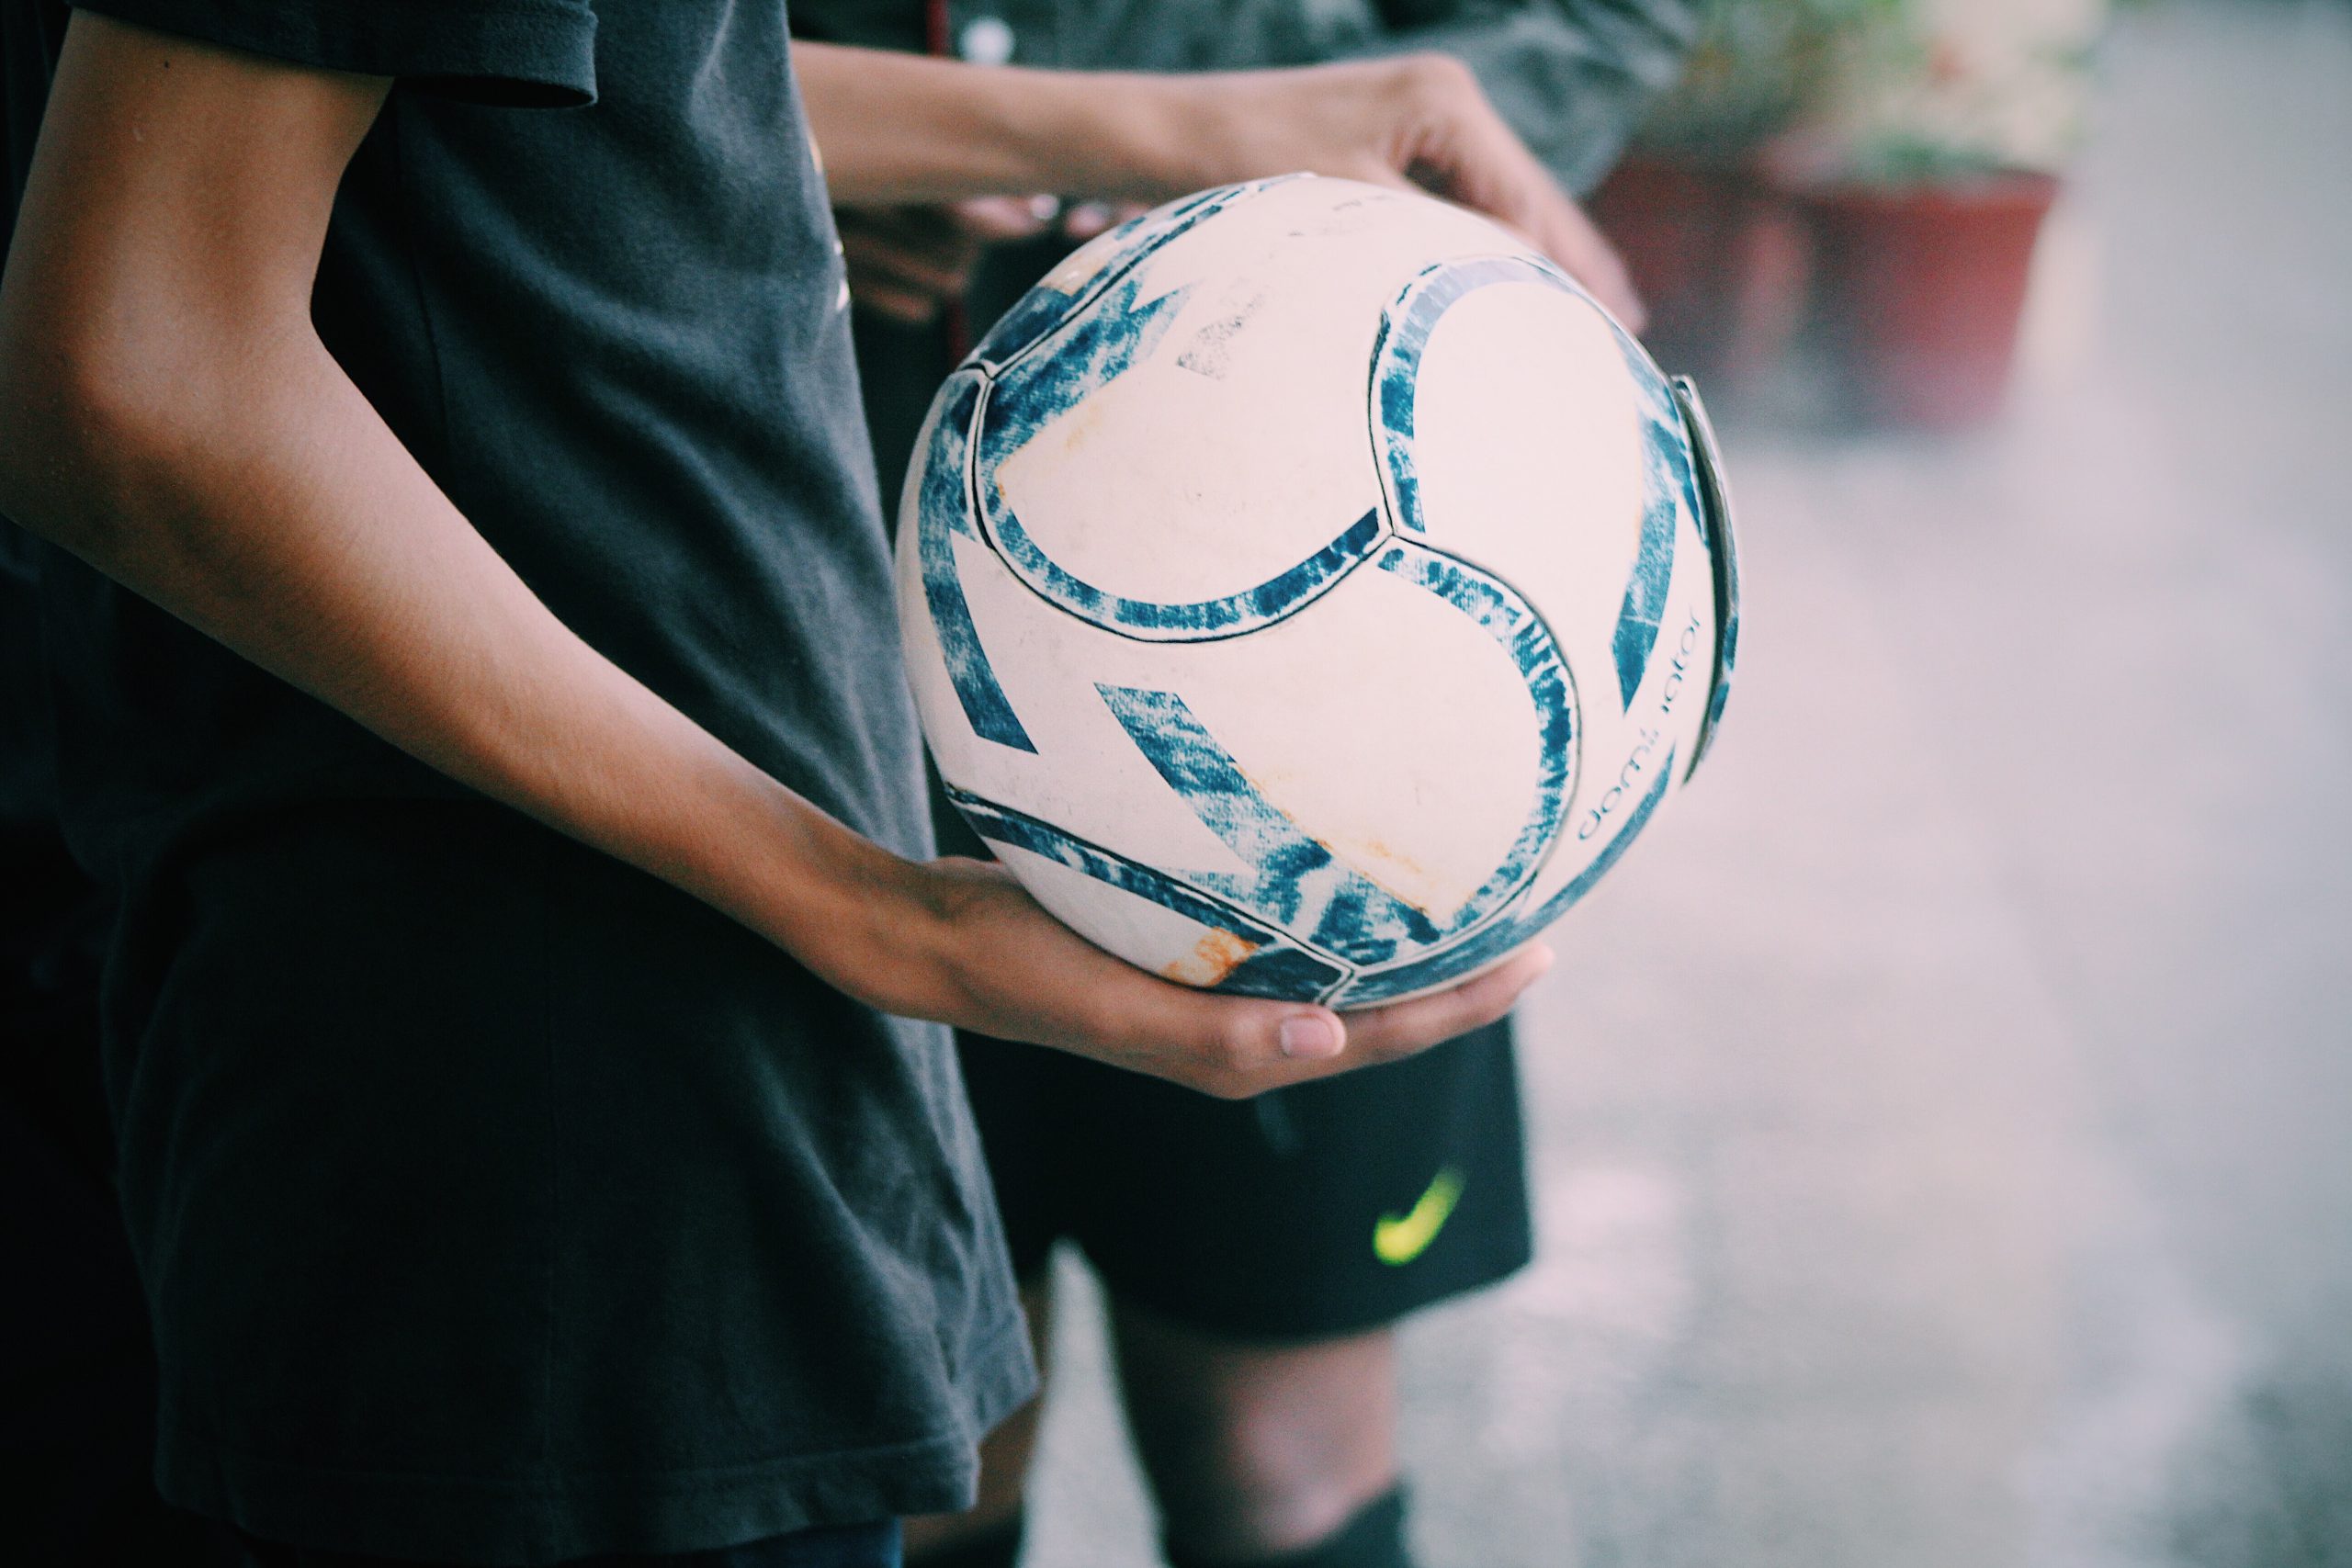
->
xmin=1271 ymin=1007 xmax=1346 ymax=1061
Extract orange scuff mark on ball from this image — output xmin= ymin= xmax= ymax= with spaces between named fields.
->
xmin=1227 ymin=759 xmax=1435 ymax=915
xmin=1162 ymin=928 xmax=1260 ymax=987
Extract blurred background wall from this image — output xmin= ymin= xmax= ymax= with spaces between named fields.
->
xmin=1014 ymin=1 xmax=2352 ymax=1562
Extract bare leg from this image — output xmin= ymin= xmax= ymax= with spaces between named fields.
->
xmin=1108 ymin=1294 xmax=1398 ymax=1562
xmin=903 ymin=1273 xmax=1056 ymax=1560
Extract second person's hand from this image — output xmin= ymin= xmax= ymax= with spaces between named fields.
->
xmin=836 ymin=195 xmax=1058 ymax=325
xmin=1168 ymin=55 xmax=1646 ymax=330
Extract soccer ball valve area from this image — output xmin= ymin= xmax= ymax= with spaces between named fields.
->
xmin=895 ymin=175 xmax=1741 ymax=1008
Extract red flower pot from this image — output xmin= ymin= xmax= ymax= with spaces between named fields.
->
xmin=1591 ymin=152 xmax=1812 ymax=389
xmin=1796 ymin=171 xmax=2060 ymax=429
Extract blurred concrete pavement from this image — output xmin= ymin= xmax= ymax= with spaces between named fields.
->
xmin=1015 ymin=4 xmax=2352 ymax=1563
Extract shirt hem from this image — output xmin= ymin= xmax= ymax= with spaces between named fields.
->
xmin=156 ymin=1315 xmax=1039 ymax=1565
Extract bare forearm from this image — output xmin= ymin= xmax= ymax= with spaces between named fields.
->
xmin=0 ymin=17 xmax=927 ymax=1003
xmin=0 ymin=11 xmax=1548 ymax=1090
xmin=792 ymin=42 xmax=1640 ymax=321
xmin=792 ymin=42 xmax=1464 ymax=209
xmin=794 ymin=43 xmax=1474 ymax=207
xmin=0 ymin=337 xmax=1516 ymax=1083
xmin=0 ymin=328 xmax=913 ymax=994
xmin=797 ymin=42 xmax=1212 ymax=202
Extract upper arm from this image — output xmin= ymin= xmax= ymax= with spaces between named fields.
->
xmin=0 ymin=12 xmax=387 ymax=521
xmin=2 ymin=12 xmax=386 ymax=378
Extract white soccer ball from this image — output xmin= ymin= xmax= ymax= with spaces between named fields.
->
xmin=895 ymin=175 xmax=1741 ymax=1007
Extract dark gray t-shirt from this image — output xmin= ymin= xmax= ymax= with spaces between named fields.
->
xmin=2 ymin=3 xmax=1034 ymax=1560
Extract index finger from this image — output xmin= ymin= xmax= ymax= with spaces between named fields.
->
xmin=1529 ymin=191 xmax=1645 ymax=332
xmin=1329 ymin=943 xmax=1555 ymax=1065
xmin=1210 ymin=942 xmax=1556 ymax=1097
xmin=1076 ymin=939 xmax=1552 ymax=1098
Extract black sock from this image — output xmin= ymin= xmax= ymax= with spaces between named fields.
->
xmin=904 ymin=1513 xmax=1025 ymax=1568
xmin=1162 ymin=1486 xmax=1413 ymax=1568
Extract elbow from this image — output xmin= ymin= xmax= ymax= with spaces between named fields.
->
xmin=0 ymin=318 xmax=193 ymax=562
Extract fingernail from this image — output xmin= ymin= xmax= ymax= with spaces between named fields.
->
xmin=1278 ymin=1015 xmax=1342 ymax=1060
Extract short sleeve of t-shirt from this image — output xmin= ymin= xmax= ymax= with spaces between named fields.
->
xmin=71 ymin=0 xmax=598 ymax=107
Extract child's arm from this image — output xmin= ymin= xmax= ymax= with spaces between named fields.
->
xmin=796 ymin=41 xmax=1640 ymax=322
xmin=0 ymin=14 xmax=1549 ymax=1100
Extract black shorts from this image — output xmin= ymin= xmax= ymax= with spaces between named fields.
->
xmin=956 ymin=1018 xmax=1532 ymax=1341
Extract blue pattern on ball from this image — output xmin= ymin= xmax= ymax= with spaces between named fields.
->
xmin=1092 ymin=536 xmax=1577 ymax=962
xmin=918 ymin=198 xmax=1730 ymax=1001
xmin=944 ymin=783 xmax=1353 ymax=1000
xmin=1097 ymin=685 xmax=1442 ymax=966
xmin=913 ymin=372 xmax=1035 ymax=751
xmin=966 ymin=179 xmax=1287 ymax=371
xmin=1669 ymin=378 xmax=1741 ymax=779
xmin=1371 ymin=254 xmax=1702 ymax=714
xmin=976 ymin=267 xmax=1389 ymax=641
xmin=1337 ymin=745 xmax=1676 ymax=1006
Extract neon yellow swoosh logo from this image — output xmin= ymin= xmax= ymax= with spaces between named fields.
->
xmin=1374 ymin=1167 xmax=1465 ymax=1266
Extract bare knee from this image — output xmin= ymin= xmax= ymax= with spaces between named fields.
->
xmin=904 ymin=1275 xmax=1054 ymax=1561
xmin=1111 ymin=1299 xmax=1398 ymax=1560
